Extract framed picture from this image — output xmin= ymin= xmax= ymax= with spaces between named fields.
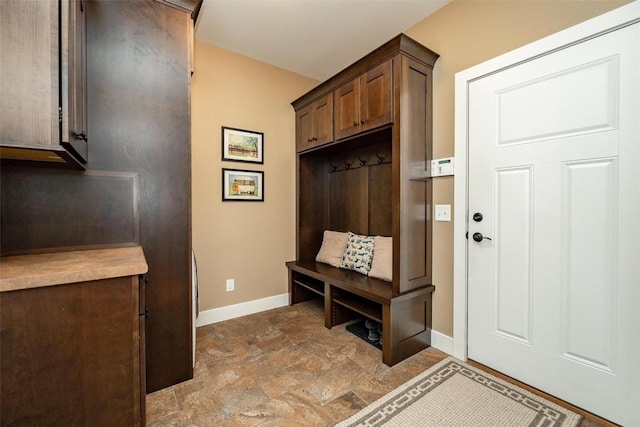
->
xmin=222 ymin=126 xmax=264 ymax=164
xmin=222 ymin=168 xmax=264 ymax=202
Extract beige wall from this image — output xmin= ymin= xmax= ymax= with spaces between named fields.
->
xmin=191 ymin=43 xmax=317 ymax=311
xmin=192 ymin=0 xmax=629 ymax=335
xmin=405 ymin=0 xmax=630 ymax=336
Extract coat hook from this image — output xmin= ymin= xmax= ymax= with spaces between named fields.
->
xmin=359 ymin=156 xmax=368 ymax=167
xmin=343 ymin=160 xmax=353 ymax=169
xmin=376 ymin=153 xmax=386 ymax=164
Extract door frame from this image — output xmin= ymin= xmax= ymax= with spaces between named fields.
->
xmin=452 ymin=2 xmax=640 ymax=361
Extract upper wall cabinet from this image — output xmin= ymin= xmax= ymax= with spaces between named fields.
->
xmin=295 ymin=53 xmax=397 ymax=153
xmin=0 ymin=0 xmax=88 ymax=168
xmin=334 ymin=60 xmax=392 ymax=140
xmin=295 ymin=94 xmax=333 ymax=152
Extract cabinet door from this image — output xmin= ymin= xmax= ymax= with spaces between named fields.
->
xmin=0 ymin=277 xmax=142 ymax=425
xmin=296 ymin=104 xmax=314 ymax=152
xmin=310 ymin=94 xmax=333 ymax=148
xmin=334 ymin=78 xmax=360 ymax=140
xmin=61 ymin=0 xmax=88 ymax=162
xmin=360 ymin=60 xmax=393 ymax=133
xmin=0 ymin=0 xmax=59 ymax=146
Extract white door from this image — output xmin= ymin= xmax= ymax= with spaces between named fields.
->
xmin=467 ymin=22 xmax=639 ymax=425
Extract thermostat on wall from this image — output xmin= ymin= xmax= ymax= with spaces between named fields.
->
xmin=431 ymin=157 xmax=455 ymax=177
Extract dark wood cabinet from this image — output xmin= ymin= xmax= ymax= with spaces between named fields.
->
xmin=85 ymin=0 xmax=195 ymax=392
xmin=1 ymin=0 xmax=198 ymax=395
xmin=334 ymin=60 xmax=392 ymax=140
xmin=0 ymin=0 xmax=88 ymax=167
xmin=289 ymin=35 xmax=439 ymax=365
xmin=292 ymin=34 xmax=439 ymax=295
xmin=296 ymin=59 xmax=392 ymax=152
xmin=62 ymin=0 xmax=89 ymax=162
xmin=0 ymin=247 xmax=148 ymax=426
xmin=296 ymin=93 xmax=333 ymax=151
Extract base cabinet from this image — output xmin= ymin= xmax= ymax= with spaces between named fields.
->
xmin=0 ymin=276 xmax=145 ymax=426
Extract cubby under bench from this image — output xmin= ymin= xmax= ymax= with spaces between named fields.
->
xmin=286 ymin=260 xmax=435 ymax=366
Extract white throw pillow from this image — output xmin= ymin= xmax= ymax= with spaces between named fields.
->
xmin=315 ymin=230 xmax=349 ymax=267
xmin=368 ymin=236 xmax=392 ymax=282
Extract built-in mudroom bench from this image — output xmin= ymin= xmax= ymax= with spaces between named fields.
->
xmin=286 ymin=34 xmax=439 ymax=367
xmin=287 ymin=261 xmax=435 ymax=366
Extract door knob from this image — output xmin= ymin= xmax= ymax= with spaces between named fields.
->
xmin=473 ymin=212 xmax=483 ymax=222
xmin=473 ymin=232 xmax=492 ymax=242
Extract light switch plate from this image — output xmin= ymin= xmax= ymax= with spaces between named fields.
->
xmin=435 ymin=204 xmax=451 ymax=222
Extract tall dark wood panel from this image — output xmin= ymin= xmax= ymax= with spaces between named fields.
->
xmin=0 ymin=0 xmax=196 ymax=393
xmin=85 ymin=0 xmax=193 ymax=392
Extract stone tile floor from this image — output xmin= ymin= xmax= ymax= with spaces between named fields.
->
xmin=146 ymin=299 xmax=608 ymax=426
xmin=146 ymin=300 xmax=447 ymax=426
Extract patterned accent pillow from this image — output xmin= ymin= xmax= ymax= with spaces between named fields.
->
xmin=340 ymin=232 xmax=375 ymax=275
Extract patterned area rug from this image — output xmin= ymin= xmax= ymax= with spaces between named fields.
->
xmin=335 ymin=357 xmax=582 ymax=427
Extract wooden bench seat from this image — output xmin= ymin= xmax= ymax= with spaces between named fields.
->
xmin=286 ymin=260 xmax=435 ymax=366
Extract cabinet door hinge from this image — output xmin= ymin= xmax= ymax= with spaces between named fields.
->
xmin=58 ymin=107 xmax=62 ymax=123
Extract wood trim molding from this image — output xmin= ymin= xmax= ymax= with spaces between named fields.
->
xmin=154 ymin=0 xmax=203 ymax=21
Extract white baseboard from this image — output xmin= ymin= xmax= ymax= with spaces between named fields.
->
xmin=196 ymin=293 xmax=289 ymax=327
xmin=196 ymin=295 xmax=455 ymax=357
xmin=431 ymin=329 xmax=454 ymax=356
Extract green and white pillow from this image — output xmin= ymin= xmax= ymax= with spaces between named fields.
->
xmin=340 ymin=232 xmax=375 ymax=275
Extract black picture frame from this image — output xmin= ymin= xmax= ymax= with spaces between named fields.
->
xmin=222 ymin=168 xmax=264 ymax=202
xmin=221 ymin=126 xmax=264 ymax=164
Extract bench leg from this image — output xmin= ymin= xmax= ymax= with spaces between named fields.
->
xmin=382 ymin=293 xmax=433 ymax=366
xmin=324 ymin=282 xmax=332 ymax=328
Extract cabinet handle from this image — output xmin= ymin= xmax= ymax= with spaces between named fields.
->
xmin=140 ymin=306 xmax=150 ymax=318
xmin=312 ymin=137 xmax=318 ymax=141
xmin=353 ymin=121 xmax=358 ymax=127
xmin=73 ymin=130 xmax=88 ymax=141
xmin=360 ymin=119 xmax=366 ymax=124
xmin=307 ymin=138 xmax=313 ymax=142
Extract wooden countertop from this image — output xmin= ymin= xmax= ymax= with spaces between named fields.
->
xmin=0 ymin=246 xmax=148 ymax=293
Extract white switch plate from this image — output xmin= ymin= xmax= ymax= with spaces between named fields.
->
xmin=435 ymin=205 xmax=451 ymax=222
xmin=226 ymin=278 xmax=234 ymax=292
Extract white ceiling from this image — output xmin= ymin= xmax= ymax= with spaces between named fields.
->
xmin=195 ymin=0 xmax=450 ymax=81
